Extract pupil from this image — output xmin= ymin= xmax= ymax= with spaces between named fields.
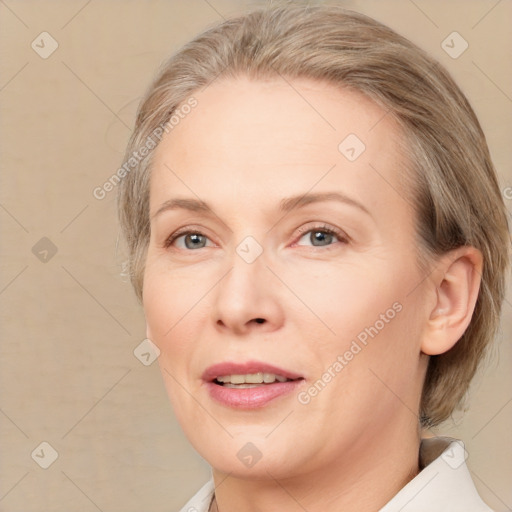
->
xmin=186 ymin=234 xmax=204 ymax=249
xmin=313 ymin=231 xmax=332 ymax=246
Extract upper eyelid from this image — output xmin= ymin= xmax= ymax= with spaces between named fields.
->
xmin=296 ymin=224 xmax=347 ymax=237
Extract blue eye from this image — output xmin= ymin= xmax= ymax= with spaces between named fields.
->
xmin=166 ymin=231 xmax=213 ymax=250
xmin=296 ymin=227 xmax=344 ymax=247
xmin=164 ymin=224 xmax=347 ymax=251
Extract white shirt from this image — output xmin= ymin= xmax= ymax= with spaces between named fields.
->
xmin=178 ymin=437 xmax=493 ymax=512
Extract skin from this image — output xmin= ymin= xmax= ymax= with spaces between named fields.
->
xmin=143 ymin=76 xmax=482 ymax=511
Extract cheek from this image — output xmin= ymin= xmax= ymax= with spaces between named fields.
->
xmin=143 ymin=252 xmax=202 ymax=326
xmin=143 ymin=270 xmax=203 ymax=415
xmin=142 ymin=264 xmax=196 ymax=361
xmin=302 ymin=304 xmax=423 ymax=425
xmin=332 ymin=289 xmax=426 ymax=415
xmin=289 ymin=258 xmax=424 ymax=405
xmin=287 ymin=259 xmax=410 ymax=341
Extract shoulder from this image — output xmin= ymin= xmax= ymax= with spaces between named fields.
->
xmin=379 ymin=437 xmax=494 ymax=512
xmin=177 ymin=477 xmax=215 ymax=512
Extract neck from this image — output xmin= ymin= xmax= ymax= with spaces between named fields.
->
xmin=211 ymin=421 xmax=420 ymax=512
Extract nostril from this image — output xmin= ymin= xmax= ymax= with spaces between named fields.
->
xmin=254 ymin=318 xmax=265 ymax=324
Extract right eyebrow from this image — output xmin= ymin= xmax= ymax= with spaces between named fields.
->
xmin=152 ymin=198 xmax=213 ymax=219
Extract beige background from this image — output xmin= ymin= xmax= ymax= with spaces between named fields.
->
xmin=0 ymin=0 xmax=511 ymax=510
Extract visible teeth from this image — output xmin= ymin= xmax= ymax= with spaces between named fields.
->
xmin=224 ymin=383 xmax=262 ymax=389
xmin=216 ymin=373 xmax=291 ymax=385
xmin=246 ymin=372 xmax=263 ymax=383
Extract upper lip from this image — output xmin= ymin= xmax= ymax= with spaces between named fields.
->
xmin=202 ymin=360 xmax=304 ymax=382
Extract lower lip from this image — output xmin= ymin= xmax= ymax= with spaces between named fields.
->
xmin=205 ymin=380 xmax=303 ymax=409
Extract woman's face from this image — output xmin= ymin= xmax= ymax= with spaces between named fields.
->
xmin=143 ymin=77 xmax=432 ymax=479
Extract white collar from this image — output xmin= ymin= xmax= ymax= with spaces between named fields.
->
xmin=178 ymin=437 xmax=493 ymax=512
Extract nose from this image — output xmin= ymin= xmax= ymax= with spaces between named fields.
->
xmin=212 ymin=248 xmax=285 ymax=336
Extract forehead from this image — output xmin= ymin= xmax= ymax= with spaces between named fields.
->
xmin=150 ymin=76 xmax=412 ymax=217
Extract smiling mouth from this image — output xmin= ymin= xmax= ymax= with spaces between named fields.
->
xmin=213 ymin=372 xmax=303 ymax=388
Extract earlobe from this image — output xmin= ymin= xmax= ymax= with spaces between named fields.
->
xmin=421 ymin=246 xmax=483 ymax=356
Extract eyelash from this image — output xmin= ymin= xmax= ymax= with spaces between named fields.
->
xmin=163 ymin=223 xmax=348 ymax=250
xmin=163 ymin=228 xmax=205 ymax=249
xmin=294 ymin=224 xmax=348 ymax=247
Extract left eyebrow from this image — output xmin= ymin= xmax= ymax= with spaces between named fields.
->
xmin=279 ymin=191 xmax=371 ymax=216
xmin=152 ymin=191 xmax=371 ymax=219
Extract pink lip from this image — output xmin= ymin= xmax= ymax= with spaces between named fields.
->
xmin=202 ymin=360 xmax=305 ymax=409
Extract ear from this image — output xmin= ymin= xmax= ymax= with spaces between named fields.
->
xmin=421 ymin=246 xmax=483 ymax=356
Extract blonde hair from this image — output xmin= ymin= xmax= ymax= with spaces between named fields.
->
xmin=117 ymin=4 xmax=510 ymax=426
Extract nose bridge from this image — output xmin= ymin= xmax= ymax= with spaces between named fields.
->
xmin=213 ymin=235 xmax=282 ymax=332
xmin=219 ymin=235 xmax=267 ymax=306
